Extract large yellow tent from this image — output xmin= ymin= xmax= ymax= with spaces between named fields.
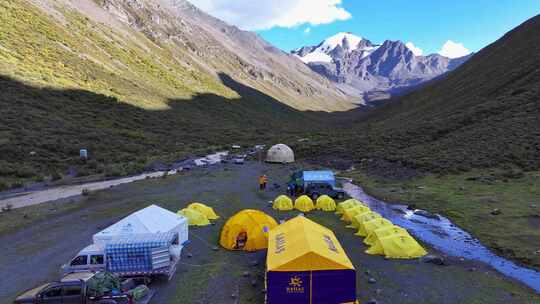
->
xmin=295 ymin=195 xmax=315 ymax=212
xmin=364 ymin=225 xmax=410 ymax=246
xmin=366 ymin=234 xmax=427 ymax=259
xmin=341 ymin=205 xmax=371 ymax=222
xmin=187 ymin=202 xmax=219 ymax=220
xmin=177 ymin=208 xmax=211 ymax=226
xmin=355 ymin=217 xmax=393 ymax=237
xmin=335 ymin=199 xmax=361 ymax=215
xmin=266 ymin=216 xmax=356 ymax=304
xmin=273 ymin=195 xmax=294 ymax=211
xmin=219 ymin=209 xmax=278 ymax=251
xmin=315 ymin=195 xmax=336 ymax=211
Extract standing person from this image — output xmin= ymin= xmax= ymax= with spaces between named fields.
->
xmin=259 ymin=174 xmax=268 ymax=190
xmin=262 ymin=174 xmax=268 ymax=190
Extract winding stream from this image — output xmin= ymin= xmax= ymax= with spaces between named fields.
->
xmin=343 ymin=181 xmax=540 ymax=293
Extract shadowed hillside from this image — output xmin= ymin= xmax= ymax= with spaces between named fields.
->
xmin=0 ymin=73 xmax=320 ymax=188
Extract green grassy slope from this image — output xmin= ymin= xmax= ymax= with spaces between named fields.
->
xmin=0 ymin=0 xmax=337 ymax=187
xmin=0 ymin=0 xmax=236 ymax=109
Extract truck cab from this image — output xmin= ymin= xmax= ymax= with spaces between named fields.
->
xmin=15 ymin=272 xmax=95 ymax=304
xmin=62 ymin=244 xmax=106 ymax=274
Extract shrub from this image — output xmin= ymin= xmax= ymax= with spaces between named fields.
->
xmin=15 ymin=166 xmax=36 ymax=178
xmin=1 ymin=203 xmax=13 ymax=212
xmin=76 ymin=168 xmax=91 ymax=177
xmin=0 ymin=181 xmax=8 ymax=192
xmin=10 ymin=182 xmax=24 ymax=189
xmin=87 ymin=159 xmax=98 ymax=170
xmin=51 ymin=171 xmax=62 ymax=181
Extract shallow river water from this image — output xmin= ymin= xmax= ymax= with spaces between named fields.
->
xmin=343 ymin=181 xmax=540 ymax=293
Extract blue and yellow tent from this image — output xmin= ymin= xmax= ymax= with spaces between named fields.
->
xmin=266 ymin=216 xmax=356 ymax=304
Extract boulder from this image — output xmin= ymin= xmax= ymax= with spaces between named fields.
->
xmin=422 ymin=254 xmax=446 ymax=266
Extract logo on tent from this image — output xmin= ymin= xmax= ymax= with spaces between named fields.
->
xmin=323 ymin=235 xmax=338 ymax=253
xmin=287 ymin=276 xmax=304 ymax=293
xmin=274 ymin=233 xmax=286 ymax=254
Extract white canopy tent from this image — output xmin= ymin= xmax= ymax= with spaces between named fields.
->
xmin=93 ymin=204 xmax=188 ymax=246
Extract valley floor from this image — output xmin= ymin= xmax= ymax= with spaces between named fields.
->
xmin=0 ymin=162 xmax=538 ymax=303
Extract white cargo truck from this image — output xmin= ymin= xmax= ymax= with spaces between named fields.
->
xmin=62 ymin=205 xmax=188 ymax=280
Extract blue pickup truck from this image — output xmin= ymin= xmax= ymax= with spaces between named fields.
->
xmin=288 ymin=170 xmax=345 ymax=200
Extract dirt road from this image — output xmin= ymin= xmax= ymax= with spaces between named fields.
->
xmin=0 ymin=162 xmax=538 ymax=303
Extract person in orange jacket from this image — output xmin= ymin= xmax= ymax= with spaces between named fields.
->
xmin=259 ymin=174 xmax=268 ymax=190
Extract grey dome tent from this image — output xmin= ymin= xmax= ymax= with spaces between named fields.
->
xmin=266 ymin=144 xmax=295 ymax=163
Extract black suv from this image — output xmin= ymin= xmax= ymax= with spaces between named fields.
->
xmin=305 ymin=183 xmax=345 ymax=200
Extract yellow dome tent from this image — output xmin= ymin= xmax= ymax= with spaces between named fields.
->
xmin=219 ymin=209 xmax=278 ymax=251
xmin=348 ymin=211 xmax=381 ymax=230
xmin=295 ymin=195 xmax=315 ymax=212
xmin=187 ymin=202 xmax=220 ymax=220
xmin=177 ymin=208 xmax=211 ymax=226
xmin=335 ymin=199 xmax=361 ymax=215
xmin=341 ymin=205 xmax=371 ymax=222
xmin=272 ymin=195 xmax=294 ymax=211
xmin=364 ymin=225 xmax=410 ymax=246
xmin=315 ymin=195 xmax=337 ymax=211
xmin=355 ymin=217 xmax=393 ymax=237
xmin=366 ymin=234 xmax=427 ymax=259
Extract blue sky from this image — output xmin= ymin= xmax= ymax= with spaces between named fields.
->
xmin=190 ymin=0 xmax=540 ymax=56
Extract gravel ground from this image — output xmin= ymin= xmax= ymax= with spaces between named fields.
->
xmin=0 ymin=161 xmax=538 ymax=304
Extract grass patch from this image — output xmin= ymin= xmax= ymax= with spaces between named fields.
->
xmin=344 ymin=169 xmax=540 ymax=271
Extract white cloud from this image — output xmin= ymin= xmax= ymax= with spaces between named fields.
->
xmin=438 ymin=40 xmax=471 ymax=59
xmin=405 ymin=42 xmax=423 ymax=56
xmin=304 ymin=27 xmax=311 ymax=34
xmin=189 ymin=0 xmax=352 ymax=30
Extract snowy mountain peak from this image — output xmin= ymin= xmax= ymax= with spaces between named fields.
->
xmin=291 ymin=33 xmax=471 ymax=102
xmin=317 ymin=32 xmax=364 ymax=52
xmin=292 ymin=32 xmax=374 ymax=64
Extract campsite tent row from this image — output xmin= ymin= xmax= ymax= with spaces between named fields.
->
xmin=273 ymin=195 xmax=336 ymax=212
xmin=336 ymin=199 xmax=427 ymax=259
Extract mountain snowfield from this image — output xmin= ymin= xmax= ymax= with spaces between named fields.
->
xmin=294 ymin=32 xmax=378 ymax=63
xmin=292 ymin=32 xmax=473 ymax=103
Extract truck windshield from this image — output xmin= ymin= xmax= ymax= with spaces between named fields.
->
xmin=71 ymin=255 xmax=87 ymax=266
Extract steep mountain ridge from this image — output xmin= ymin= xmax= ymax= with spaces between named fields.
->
xmin=293 ymin=33 xmax=472 ymax=102
xmin=1 ymin=0 xmax=353 ymax=111
xmin=306 ymin=15 xmax=540 ymax=173
xmin=0 ymin=0 xmax=354 ymax=185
